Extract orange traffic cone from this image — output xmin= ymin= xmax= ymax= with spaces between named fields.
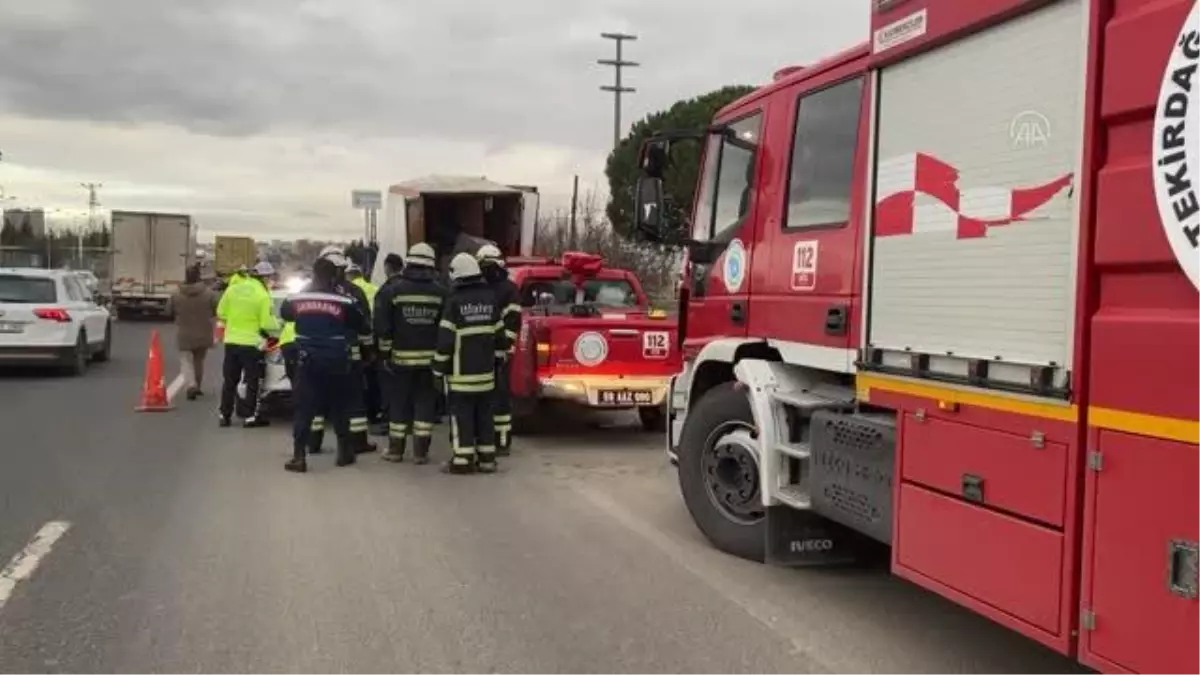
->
xmin=135 ymin=329 xmax=172 ymax=412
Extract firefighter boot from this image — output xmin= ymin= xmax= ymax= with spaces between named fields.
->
xmin=477 ymin=452 xmax=498 ymax=474
xmin=335 ymin=437 xmax=357 ymax=467
xmin=284 ymin=442 xmax=307 ymax=473
xmin=307 ymin=430 xmax=325 ymax=455
xmin=495 ymin=431 xmax=510 ymax=458
xmin=382 ymin=437 xmax=406 ymax=463
xmin=441 ymin=455 xmax=475 ymax=475
xmin=354 ymin=432 xmax=376 ymax=455
xmin=412 ymin=436 xmax=431 ymax=465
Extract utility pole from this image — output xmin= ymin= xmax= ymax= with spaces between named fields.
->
xmin=80 ymin=182 xmax=102 ymax=268
xmin=568 ymin=175 xmax=579 ymax=250
xmin=598 ymin=32 xmax=638 ymax=150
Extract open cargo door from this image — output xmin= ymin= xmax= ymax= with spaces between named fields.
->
xmin=372 ymin=190 xmax=410 ymax=285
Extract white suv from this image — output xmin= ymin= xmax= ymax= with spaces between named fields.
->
xmin=0 ymin=268 xmax=113 ymax=375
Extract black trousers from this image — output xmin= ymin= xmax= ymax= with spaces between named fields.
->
xmin=363 ymin=351 xmax=383 ymax=424
xmin=449 ymin=389 xmax=494 ymax=467
xmin=388 ymin=366 xmax=437 ymax=441
xmin=282 ymin=343 xmax=299 ymax=384
xmin=292 ymin=356 xmax=352 ymax=461
xmin=220 ymin=344 xmax=263 ymax=419
xmin=493 ymin=360 xmax=512 ymax=449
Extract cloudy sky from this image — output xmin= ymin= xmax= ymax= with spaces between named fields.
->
xmin=0 ymin=0 xmax=868 ymax=240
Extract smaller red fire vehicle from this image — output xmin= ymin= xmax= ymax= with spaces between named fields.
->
xmin=506 ymin=252 xmax=681 ymax=432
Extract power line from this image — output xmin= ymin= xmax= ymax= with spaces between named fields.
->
xmin=598 ymin=32 xmax=638 ymax=150
xmin=80 ymin=182 xmax=102 ymax=230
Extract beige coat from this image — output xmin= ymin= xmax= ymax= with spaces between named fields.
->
xmin=172 ymin=282 xmax=218 ymax=351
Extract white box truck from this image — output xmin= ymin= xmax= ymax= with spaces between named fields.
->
xmin=109 ymin=210 xmax=195 ymax=319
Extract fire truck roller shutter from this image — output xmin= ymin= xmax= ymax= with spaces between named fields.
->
xmin=868 ymin=0 xmax=1086 ymax=393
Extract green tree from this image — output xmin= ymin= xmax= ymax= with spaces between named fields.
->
xmin=605 ymin=84 xmax=755 ymax=242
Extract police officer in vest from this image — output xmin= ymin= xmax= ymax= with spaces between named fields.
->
xmin=433 ymin=253 xmax=509 ymax=474
xmin=375 ymin=243 xmax=446 ymax=464
xmin=475 ymin=244 xmax=520 ymax=457
xmin=216 ymin=260 xmax=278 ymax=427
xmin=346 ymin=262 xmax=384 ymax=436
xmin=281 ymin=256 xmax=367 ymax=472
xmin=307 ymin=246 xmax=376 ymax=455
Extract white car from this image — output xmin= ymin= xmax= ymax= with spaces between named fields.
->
xmin=236 ymin=289 xmax=292 ymax=414
xmin=0 ymin=267 xmax=113 ymax=374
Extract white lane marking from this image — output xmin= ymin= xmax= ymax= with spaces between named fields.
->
xmin=166 ymin=373 xmax=185 ymax=402
xmin=0 ymin=520 xmax=71 ymax=611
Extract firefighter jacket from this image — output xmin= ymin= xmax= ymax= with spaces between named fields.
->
xmin=482 ymin=265 xmax=521 ymax=353
xmin=216 ymin=277 xmax=277 ymax=347
xmin=279 ymin=286 xmax=366 ymax=364
xmin=432 ymin=278 xmax=509 ymax=393
xmin=375 ymin=267 xmax=447 ymax=367
xmin=335 ymin=279 xmax=373 ymax=360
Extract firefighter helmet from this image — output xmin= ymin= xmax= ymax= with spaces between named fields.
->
xmin=448 ymin=252 xmax=482 ymax=281
xmin=475 ymin=243 xmax=505 ymax=267
xmin=317 ymin=245 xmax=348 ymax=269
xmin=407 ymin=242 xmax=437 ymax=268
xmin=251 ymin=261 xmax=276 ymax=277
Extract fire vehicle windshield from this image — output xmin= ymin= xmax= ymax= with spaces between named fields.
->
xmin=519 ymin=278 xmax=639 ymax=309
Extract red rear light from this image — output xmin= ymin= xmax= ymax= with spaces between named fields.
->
xmin=33 ymin=308 xmax=71 ymax=322
xmin=534 ymin=325 xmax=551 ymax=367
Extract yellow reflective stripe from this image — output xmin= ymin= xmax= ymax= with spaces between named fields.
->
xmin=393 ymin=357 xmax=433 ymax=366
xmin=458 ymin=325 xmax=495 ymax=336
xmin=413 ymin=421 xmax=435 ymax=430
xmin=494 ymin=414 xmax=512 ymax=423
xmin=505 ymin=330 xmax=518 ymax=341
xmin=432 ymin=353 xmax=450 ymax=362
xmin=439 ymin=319 xmax=457 ymax=332
xmin=392 ymin=294 xmax=443 ymax=305
xmin=378 ymin=340 xmax=393 ymax=351
xmin=1089 ymin=406 xmax=1199 ymax=444
xmin=449 ymin=373 xmax=494 ymax=384
xmin=394 ymin=349 xmax=435 ymax=358
xmin=358 ymin=334 xmax=373 ymax=344
xmin=494 ymin=350 xmax=507 ymax=358
xmin=504 ymin=303 xmax=521 ymax=315
xmin=449 ymin=381 xmax=495 ymax=393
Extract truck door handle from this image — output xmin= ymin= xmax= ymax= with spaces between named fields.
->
xmin=825 ymin=305 xmax=848 ymax=336
xmin=730 ymin=302 xmax=746 ymax=326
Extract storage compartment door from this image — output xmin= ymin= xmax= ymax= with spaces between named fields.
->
xmin=870 ymin=0 xmax=1086 ymax=385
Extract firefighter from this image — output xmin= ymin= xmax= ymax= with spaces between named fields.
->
xmin=216 ymin=261 xmax=278 ymax=428
xmin=346 ymin=262 xmax=384 ymax=435
xmin=307 ymin=246 xmax=376 ymax=455
xmin=433 ymin=253 xmax=509 ymax=474
xmin=375 ymin=243 xmax=446 ymax=464
xmin=475 ymin=244 xmax=520 ymax=457
xmin=374 ymin=253 xmax=405 ymax=420
xmin=280 ymin=256 xmax=367 ymax=472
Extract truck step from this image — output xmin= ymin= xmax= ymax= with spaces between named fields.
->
xmin=776 ymin=485 xmax=812 ymax=510
xmin=777 ymin=440 xmax=811 ymax=460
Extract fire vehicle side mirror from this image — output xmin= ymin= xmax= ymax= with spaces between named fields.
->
xmin=634 ymin=175 xmax=666 ymax=240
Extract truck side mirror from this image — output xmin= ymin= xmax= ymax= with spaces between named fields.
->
xmin=635 ymin=176 xmax=666 ymax=240
xmin=640 ymin=139 xmax=670 ymax=178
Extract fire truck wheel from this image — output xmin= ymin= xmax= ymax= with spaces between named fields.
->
xmin=677 ymin=382 xmax=766 ymax=563
xmin=637 ymin=405 xmax=666 ymax=432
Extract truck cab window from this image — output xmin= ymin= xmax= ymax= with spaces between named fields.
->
xmin=784 ymin=77 xmax=864 ymax=229
xmin=694 ymin=112 xmax=763 ymax=243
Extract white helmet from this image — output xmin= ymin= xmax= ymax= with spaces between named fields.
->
xmin=345 ymin=262 xmax=362 ymax=275
xmin=317 ymin=245 xmax=348 ymax=269
xmin=407 ymin=242 xmax=436 ymax=268
xmin=448 ymin=252 xmax=482 ymax=281
xmin=252 ymin=261 xmax=276 ymax=276
xmin=475 ymin=243 xmax=505 ymax=267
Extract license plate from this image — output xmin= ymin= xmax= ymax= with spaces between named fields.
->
xmin=0 ymin=321 xmax=23 ymax=333
xmin=597 ymin=389 xmax=653 ymax=406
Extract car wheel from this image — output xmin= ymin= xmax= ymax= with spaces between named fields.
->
xmin=64 ymin=332 xmax=88 ymax=377
xmin=92 ymin=321 xmax=113 ymax=363
xmin=677 ymin=382 xmax=766 ymax=562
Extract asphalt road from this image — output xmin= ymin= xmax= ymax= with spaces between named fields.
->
xmin=0 ymin=321 xmax=1087 ymax=673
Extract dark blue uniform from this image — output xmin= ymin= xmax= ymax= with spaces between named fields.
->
xmin=280 ymin=289 xmax=366 ymax=466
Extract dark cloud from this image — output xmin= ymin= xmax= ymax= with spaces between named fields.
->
xmin=0 ymin=0 xmax=868 ymax=153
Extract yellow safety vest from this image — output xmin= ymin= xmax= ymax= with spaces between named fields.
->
xmin=351 ymin=277 xmax=378 ymax=315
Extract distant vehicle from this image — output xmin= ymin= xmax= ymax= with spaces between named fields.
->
xmin=109 ymin=210 xmax=195 ymax=320
xmin=213 ymin=235 xmax=256 ymax=279
xmin=0 ymin=267 xmax=113 ymax=375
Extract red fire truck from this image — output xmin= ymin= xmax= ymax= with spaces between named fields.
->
xmin=631 ymin=0 xmax=1198 ymax=672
